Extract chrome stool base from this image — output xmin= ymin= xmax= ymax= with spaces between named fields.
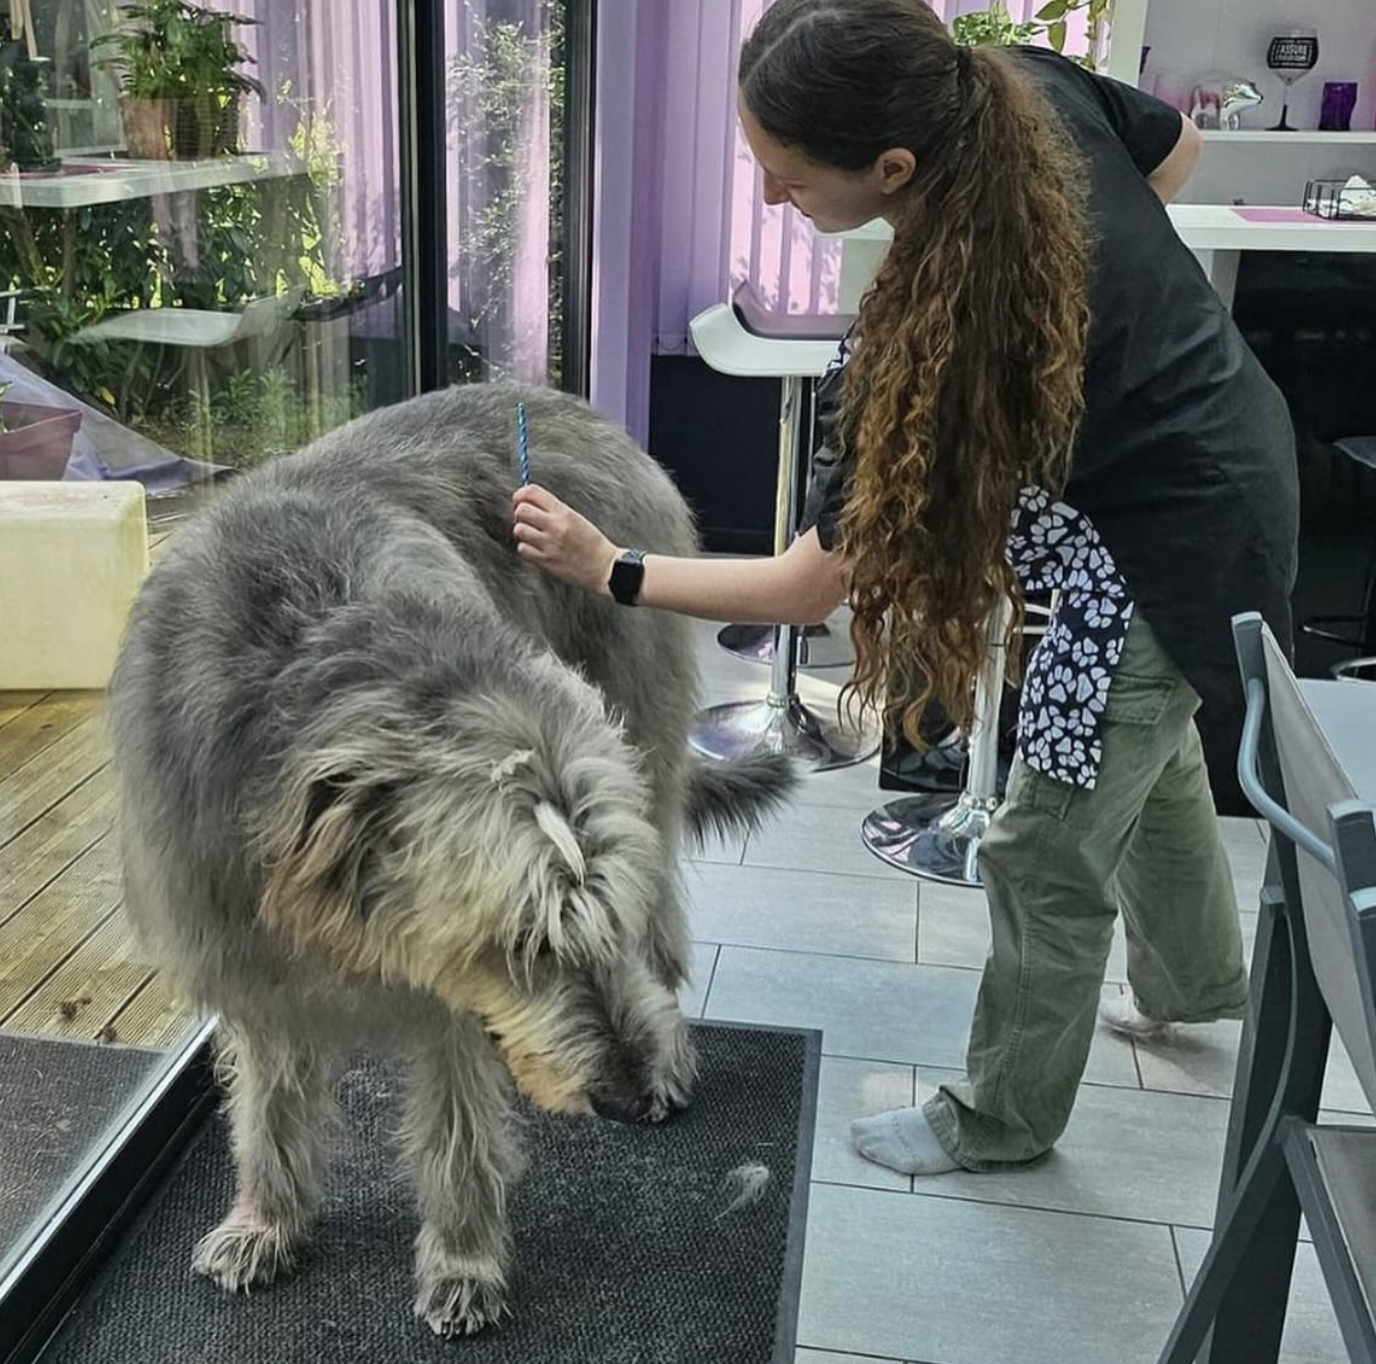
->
xmin=859 ymin=598 xmax=1015 ymax=889
xmin=717 ymin=621 xmax=854 ymax=669
xmin=691 ymin=693 xmax=878 ymax=771
xmin=692 ymin=375 xmax=876 ymax=772
xmin=862 ymin=792 xmax=996 ymax=886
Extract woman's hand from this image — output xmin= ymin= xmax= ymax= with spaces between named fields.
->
xmin=511 ymin=485 xmax=620 ymax=596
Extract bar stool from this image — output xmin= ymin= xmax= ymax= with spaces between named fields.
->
xmin=861 ymin=599 xmax=1052 ymax=888
xmin=713 ymin=283 xmax=856 ymax=672
xmin=687 ymin=285 xmax=878 ymax=770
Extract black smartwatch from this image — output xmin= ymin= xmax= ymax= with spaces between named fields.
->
xmin=608 ymin=548 xmax=647 ymax=606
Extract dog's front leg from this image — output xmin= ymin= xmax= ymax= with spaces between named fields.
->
xmin=192 ymin=1026 xmax=339 ymax=1291
xmin=400 ymin=1011 xmax=523 ymax=1337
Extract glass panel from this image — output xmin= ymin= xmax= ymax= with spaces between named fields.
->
xmin=446 ymin=0 xmax=565 ymax=385
xmin=0 ymin=0 xmax=408 ymax=1286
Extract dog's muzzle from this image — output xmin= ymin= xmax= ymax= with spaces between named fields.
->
xmin=589 ymin=1088 xmax=655 ymax=1124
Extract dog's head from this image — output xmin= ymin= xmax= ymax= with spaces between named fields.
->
xmin=256 ymin=662 xmax=691 ymax=1122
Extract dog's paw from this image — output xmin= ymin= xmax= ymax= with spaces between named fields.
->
xmin=192 ymin=1215 xmax=298 ymax=1291
xmin=647 ymin=1025 xmax=697 ymax=1123
xmin=414 ymin=1256 xmax=510 ymax=1337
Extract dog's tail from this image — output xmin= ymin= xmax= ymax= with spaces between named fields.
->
xmin=684 ymin=754 xmax=799 ymax=846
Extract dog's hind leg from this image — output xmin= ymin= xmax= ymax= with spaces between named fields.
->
xmin=399 ymin=1009 xmax=523 ymax=1337
xmin=192 ymin=1024 xmax=339 ymax=1292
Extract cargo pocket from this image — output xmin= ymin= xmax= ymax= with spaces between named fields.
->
xmin=1106 ymin=669 xmax=1177 ymax=727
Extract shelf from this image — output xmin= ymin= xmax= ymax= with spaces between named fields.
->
xmin=1200 ymin=130 xmax=1376 ymax=145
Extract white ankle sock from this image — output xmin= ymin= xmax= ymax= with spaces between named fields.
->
xmin=851 ymin=1106 xmax=961 ymax=1176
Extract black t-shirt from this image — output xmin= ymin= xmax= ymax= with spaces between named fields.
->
xmin=803 ymin=47 xmax=1299 ymax=804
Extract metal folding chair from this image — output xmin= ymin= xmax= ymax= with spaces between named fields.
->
xmin=1156 ymin=612 xmax=1376 ymax=1363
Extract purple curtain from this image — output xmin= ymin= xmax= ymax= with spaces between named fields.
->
xmin=591 ymin=0 xmax=1101 ymax=443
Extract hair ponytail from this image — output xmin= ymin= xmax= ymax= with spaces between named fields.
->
xmin=740 ymin=1 xmax=1091 ymax=744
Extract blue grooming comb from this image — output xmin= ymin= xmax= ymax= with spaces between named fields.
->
xmin=516 ymin=402 xmax=531 ymax=486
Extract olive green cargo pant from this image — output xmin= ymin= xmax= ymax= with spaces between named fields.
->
xmin=925 ymin=613 xmax=1249 ymax=1170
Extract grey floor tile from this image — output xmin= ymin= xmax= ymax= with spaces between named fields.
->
xmin=798 ymin=1183 xmax=1182 ymax=1364
xmin=1134 ymin=1017 xmax=1245 ymax=1099
xmin=679 ymin=941 xmax=719 ymax=1019
xmin=811 ymin=1056 xmax=914 ymax=1192
xmin=1219 ymin=814 xmax=1267 ymax=849
xmin=917 ymin=1070 xmax=1229 ymax=1228
xmin=1226 ymin=830 xmax=1271 ymax=914
xmin=1174 ymin=1226 xmax=1348 ymax=1364
xmin=685 ymin=829 xmax=747 ymax=866
xmin=744 ymin=800 xmax=912 ymax=882
xmin=1135 ymin=1012 xmax=1374 ymax=1116
xmin=792 ymin=756 xmax=889 ymax=812
xmin=1083 ymin=986 xmax=1141 ymax=1088
xmin=918 ymin=879 xmax=1129 ymax=984
xmin=705 ymin=946 xmax=1138 ymax=1088
xmin=706 ymin=946 xmax=978 ymax=1069
xmin=684 ymin=861 xmax=917 ymax=963
xmin=796 ymin=1351 xmax=906 ymax=1364
xmin=1322 ymin=1034 xmax=1373 ymax=1115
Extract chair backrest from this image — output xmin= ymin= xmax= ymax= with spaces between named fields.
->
xmin=1235 ymin=612 xmax=1376 ymax=1114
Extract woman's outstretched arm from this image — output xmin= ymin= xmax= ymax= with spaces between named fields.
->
xmin=511 ymin=484 xmax=849 ymax=626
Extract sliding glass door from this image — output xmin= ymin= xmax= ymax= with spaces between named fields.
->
xmin=0 ymin=2 xmax=588 ymax=1355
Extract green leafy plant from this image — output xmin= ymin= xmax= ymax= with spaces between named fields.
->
xmin=447 ymin=2 xmax=565 ymax=383
xmin=92 ymin=1 xmax=264 ymax=103
xmin=953 ymin=0 xmax=1114 ymax=69
xmin=92 ymin=0 xmax=265 ymax=157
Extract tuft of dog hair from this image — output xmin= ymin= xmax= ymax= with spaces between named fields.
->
xmin=107 ymin=382 xmax=801 ymax=1337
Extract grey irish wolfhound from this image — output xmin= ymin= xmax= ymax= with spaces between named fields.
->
xmin=108 ymin=384 xmax=795 ymax=1336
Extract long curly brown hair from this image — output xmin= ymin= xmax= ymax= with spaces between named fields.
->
xmin=739 ymin=0 xmax=1091 ymax=743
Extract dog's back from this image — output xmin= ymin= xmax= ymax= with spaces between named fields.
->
xmin=109 ymin=386 xmax=705 ymax=1006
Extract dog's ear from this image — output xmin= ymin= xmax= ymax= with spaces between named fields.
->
xmin=258 ymin=754 xmax=399 ymax=951
xmin=488 ymin=746 xmax=658 ymax=971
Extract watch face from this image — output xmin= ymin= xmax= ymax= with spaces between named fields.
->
xmin=610 ymin=552 xmax=645 ymax=604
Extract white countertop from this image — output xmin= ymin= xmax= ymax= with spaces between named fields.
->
xmin=832 ymin=204 xmax=1376 ymax=254
xmin=0 ymin=149 xmax=306 ymax=210
xmin=1167 ymin=203 xmax=1376 ymax=254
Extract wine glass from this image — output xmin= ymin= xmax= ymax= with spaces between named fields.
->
xmin=1266 ymin=26 xmax=1319 ymax=131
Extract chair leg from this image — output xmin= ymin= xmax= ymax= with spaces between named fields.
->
xmin=1158 ymin=1139 xmax=1291 ymax=1364
xmin=1200 ymin=854 xmax=1332 ymax=1363
xmin=1282 ymin=1121 xmax=1376 ymax=1364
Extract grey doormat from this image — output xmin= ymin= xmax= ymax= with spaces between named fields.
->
xmin=42 ymin=1022 xmax=820 ymax=1364
xmin=0 ymin=1032 xmax=165 ymax=1255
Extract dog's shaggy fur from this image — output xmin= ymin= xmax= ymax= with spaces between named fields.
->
xmin=108 ymin=384 xmax=795 ymax=1336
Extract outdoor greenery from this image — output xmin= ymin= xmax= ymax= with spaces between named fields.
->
xmin=447 ymin=0 xmax=565 ymax=385
xmin=954 ymin=0 xmax=1114 ymax=68
xmin=0 ymin=68 xmax=353 ymax=468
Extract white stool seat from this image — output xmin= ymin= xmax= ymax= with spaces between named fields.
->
xmin=689 ymin=303 xmax=841 ymax=378
xmin=0 ymin=481 xmax=148 ymax=689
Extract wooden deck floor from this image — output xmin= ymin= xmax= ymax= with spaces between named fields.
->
xmin=0 ymin=514 xmax=198 ymax=1050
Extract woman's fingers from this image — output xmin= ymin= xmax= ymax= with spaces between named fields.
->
xmin=512 ymin=483 xmax=558 ymax=513
xmin=512 ymin=501 xmax=552 ymax=529
xmin=509 ymin=483 xmax=615 ymax=593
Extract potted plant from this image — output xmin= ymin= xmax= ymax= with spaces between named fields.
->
xmin=0 ymin=382 xmax=82 ymax=479
xmin=92 ymin=0 xmax=264 ymax=160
